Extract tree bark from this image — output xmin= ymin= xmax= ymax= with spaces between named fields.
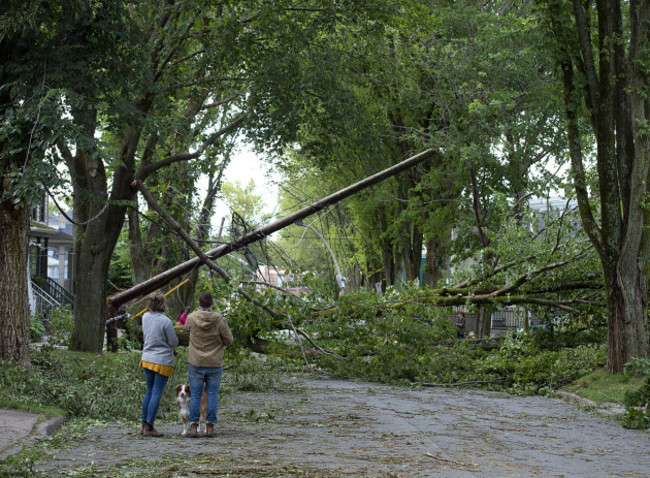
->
xmin=604 ymin=260 xmax=648 ymax=372
xmin=0 ymin=15 xmax=39 ymax=369
xmin=475 ymin=305 xmax=492 ymax=339
xmin=0 ymin=195 xmax=31 ymax=368
xmin=69 ymin=180 xmax=133 ymax=353
xmin=425 ymin=236 xmax=448 ymax=288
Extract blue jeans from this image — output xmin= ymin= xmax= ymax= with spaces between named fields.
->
xmin=141 ymin=368 xmax=169 ymax=425
xmin=189 ymin=364 xmax=223 ymax=424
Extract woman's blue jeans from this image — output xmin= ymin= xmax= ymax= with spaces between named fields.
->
xmin=189 ymin=364 xmax=223 ymax=424
xmin=141 ymin=368 xmax=169 ymax=425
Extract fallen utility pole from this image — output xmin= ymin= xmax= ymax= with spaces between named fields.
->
xmin=107 ymin=148 xmax=439 ymax=310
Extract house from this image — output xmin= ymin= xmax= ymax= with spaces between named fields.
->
xmin=46 ymin=213 xmax=75 ymax=294
xmin=256 ymin=265 xmax=310 ymax=296
xmin=28 ymin=194 xmax=76 ymax=318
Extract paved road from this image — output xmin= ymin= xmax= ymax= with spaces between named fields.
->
xmin=30 ymin=376 xmax=650 ymax=477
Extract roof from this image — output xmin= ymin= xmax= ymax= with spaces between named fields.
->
xmin=527 ymin=197 xmax=578 ymax=212
xmin=30 ymin=221 xmax=58 ymax=237
xmin=47 ymin=214 xmax=73 ymax=244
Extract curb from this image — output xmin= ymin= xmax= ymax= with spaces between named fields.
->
xmin=0 ymin=414 xmax=68 ymax=461
xmin=556 ymin=390 xmax=626 ymax=416
xmin=35 ymin=415 xmax=68 ymax=436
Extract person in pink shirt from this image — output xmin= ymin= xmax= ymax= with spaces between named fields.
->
xmin=179 ymin=306 xmax=191 ymax=326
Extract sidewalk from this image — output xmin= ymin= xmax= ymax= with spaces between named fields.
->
xmin=0 ymin=408 xmax=67 ymax=460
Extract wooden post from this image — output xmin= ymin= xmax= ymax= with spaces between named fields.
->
xmin=107 ymin=148 xmax=439 ymax=310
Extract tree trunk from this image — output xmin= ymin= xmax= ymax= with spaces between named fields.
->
xmin=543 ymin=0 xmax=650 ymax=373
xmin=0 ymin=198 xmax=31 ymax=368
xmin=381 ymin=247 xmax=397 ymax=287
xmin=475 ymin=305 xmax=492 ymax=339
xmin=128 ymin=206 xmax=152 ymax=285
xmin=403 ymin=225 xmax=423 ymax=282
xmin=604 ymin=260 xmax=648 ymax=373
xmin=425 ymin=236 xmax=448 ymax=288
xmin=69 ymin=163 xmax=131 ymax=353
xmin=66 ymin=105 xmax=138 ymax=352
xmin=0 ymin=37 xmax=34 ymax=368
xmin=70 ymin=232 xmax=112 ymax=352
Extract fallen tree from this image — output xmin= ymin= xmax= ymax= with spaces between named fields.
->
xmin=107 ymin=148 xmax=605 ymax=355
xmin=109 ymin=149 xmax=441 ymax=357
xmin=107 ymin=148 xmax=439 ymax=314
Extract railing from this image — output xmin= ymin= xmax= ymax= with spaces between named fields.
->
xmin=491 ymin=308 xmax=524 ymax=329
xmin=40 ymin=276 xmax=75 ymax=312
xmin=491 ymin=308 xmax=545 ymax=329
xmin=31 ymin=281 xmax=61 ymax=323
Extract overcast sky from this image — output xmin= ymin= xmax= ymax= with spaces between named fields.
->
xmin=209 ymin=140 xmax=279 ymax=228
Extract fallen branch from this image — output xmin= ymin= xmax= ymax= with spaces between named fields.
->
xmin=132 ymin=179 xmax=342 ymax=362
xmin=455 ymin=239 xmax=592 ymax=289
xmin=424 ymin=452 xmax=479 ymax=470
xmin=486 ymin=248 xmax=592 ymax=298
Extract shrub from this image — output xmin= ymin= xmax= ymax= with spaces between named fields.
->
xmin=310 ymin=310 xmax=606 ymax=394
xmin=29 ymin=317 xmax=46 ymax=341
xmin=0 ymin=348 xmax=145 ymax=420
xmin=222 ymin=354 xmax=297 ymax=393
xmin=622 ymin=358 xmax=650 ymax=429
xmin=46 ymin=305 xmax=74 ymax=347
xmin=309 ymin=293 xmax=464 ymax=385
xmin=530 ymin=311 xmax=607 ymax=350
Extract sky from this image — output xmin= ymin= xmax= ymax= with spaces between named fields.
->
xmin=208 ymin=140 xmax=280 ymax=229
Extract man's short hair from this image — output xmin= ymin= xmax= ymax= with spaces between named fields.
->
xmin=199 ymin=290 xmax=213 ymax=308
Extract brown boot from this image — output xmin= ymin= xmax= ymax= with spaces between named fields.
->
xmin=143 ymin=423 xmax=164 ymax=437
xmin=140 ymin=422 xmax=147 ymax=435
xmin=205 ymin=422 xmax=216 ymax=438
xmin=186 ymin=422 xmax=199 ymax=438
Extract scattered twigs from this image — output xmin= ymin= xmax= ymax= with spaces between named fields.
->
xmin=424 ymin=452 xmax=479 ymax=470
xmin=527 ymin=280 xmax=602 ymax=295
xmin=369 ymin=286 xmax=598 ymax=311
xmin=293 ymin=327 xmax=343 ymax=359
xmin=477 ymin=248 xmax=592 ymax=299
xmin=502 ymin=297 xmax=578 ymax=313
xmin=412 ymin=379 xmax=506 ymax=387
xmin=239 ymin=280 xmax=318 ymax=309
xmin=551 ymin=200 xmax=577 ymax=255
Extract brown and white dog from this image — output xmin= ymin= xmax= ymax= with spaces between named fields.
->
xmin=175 ymin=384 xmax=207 ymax=435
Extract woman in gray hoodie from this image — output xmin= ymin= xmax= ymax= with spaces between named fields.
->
xmin=139 ymin=292 xmax=179 ymax=437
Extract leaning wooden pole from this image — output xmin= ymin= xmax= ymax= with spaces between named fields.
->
xmin=107 ymin=148 xmax=439 ymax=310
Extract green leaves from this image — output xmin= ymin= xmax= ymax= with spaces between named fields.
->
xmin=622 ymin=358 xmax=650 ymax=429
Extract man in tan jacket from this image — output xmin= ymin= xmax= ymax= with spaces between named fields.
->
xmin=186 ymin=290 xmax=233 ymax=438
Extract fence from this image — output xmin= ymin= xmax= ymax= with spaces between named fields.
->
xmin=453 ymin=306 xmax=539 ymax=331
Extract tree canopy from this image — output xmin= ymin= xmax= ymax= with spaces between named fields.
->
xmin=0 ymin=0 xmax=647 ymax=374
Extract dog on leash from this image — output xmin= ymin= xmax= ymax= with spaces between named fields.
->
xmin=175 ymin=384 xmax=207 ymax=435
